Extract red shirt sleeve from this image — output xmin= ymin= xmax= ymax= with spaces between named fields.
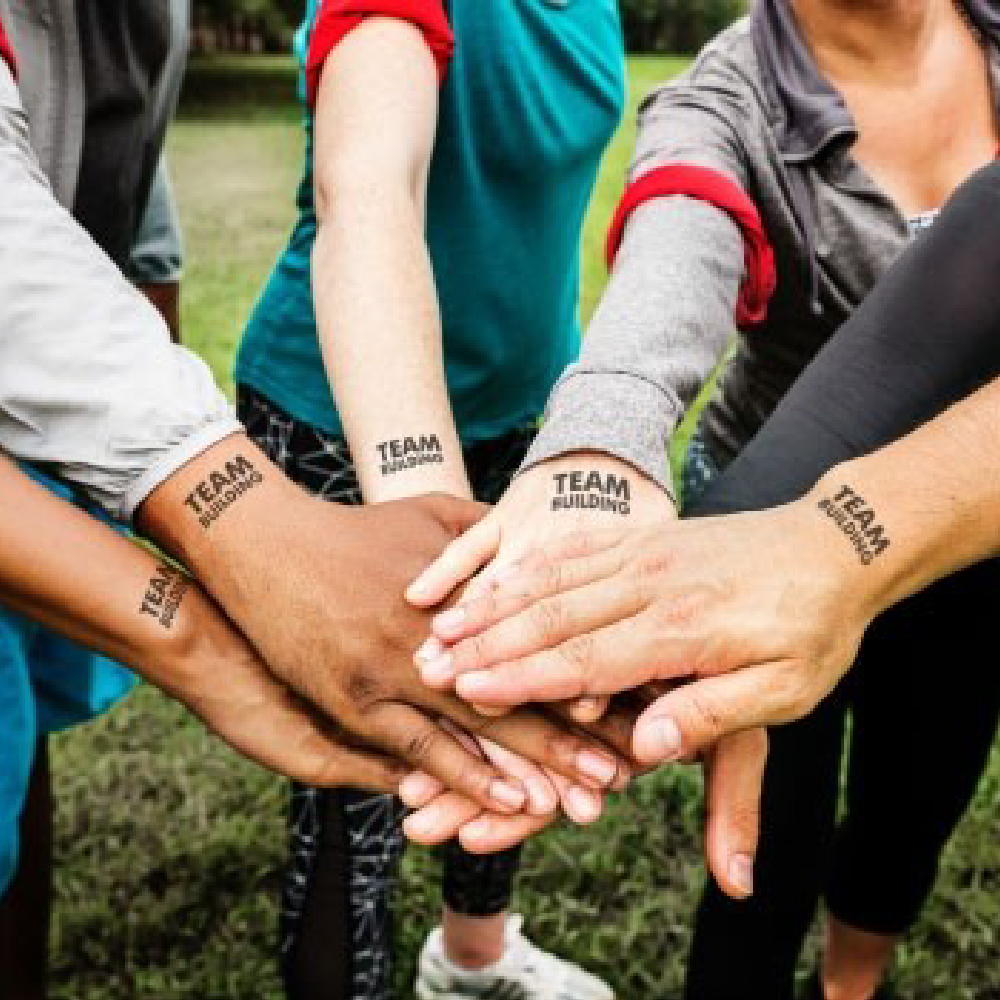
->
xmin=0 ymin=18 xmax=17 ymax=78
xmin=305 ymin=0 xmax=454 ymax=108
xmin=605 ymin=165 xmax=776 ymax=329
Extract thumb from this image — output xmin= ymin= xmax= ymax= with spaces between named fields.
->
xmin=632 ymin=666 xmax=788 ymax=764
xmin=703 ymin=728 xmax=767 ymax=900
xmin=407 ymin=511 xmax=502 ymax=607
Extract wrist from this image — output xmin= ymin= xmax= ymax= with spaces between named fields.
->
xmin=802 ymin=464 xmax=910 ymax=620
xmin=135 ymin=436 xmax=327 ymax=615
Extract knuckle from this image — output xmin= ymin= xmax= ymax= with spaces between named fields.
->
xmin=344 ymin=669 xmax=384 ymax=709
xmin=687 ymin=690 xmax=726 ymax=741
xmin=557 ymin=632 xmax=596 ymax=684
xmin=404 ymin=724 xmax=440 ymax=763
xmin=530 ymin=598 xmax=567 ymax=645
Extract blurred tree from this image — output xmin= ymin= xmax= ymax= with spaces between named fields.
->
xmin=619 ymin=0 xmax=747 ymax=54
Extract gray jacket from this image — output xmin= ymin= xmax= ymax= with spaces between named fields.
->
xmin=525 ymin=0 xmax=1000 ymax=492
xmin=0 ymin=2 xmax=238 ymax=519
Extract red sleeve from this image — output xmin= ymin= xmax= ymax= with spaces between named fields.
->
xmin=305 ymin=0 xmax=454 ymax=108
xmin=605 ymin=165 xmax=776 ymax=328
xmin=0 ymin=18 xmax=17 ymax=78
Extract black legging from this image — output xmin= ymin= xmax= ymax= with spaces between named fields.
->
xmin=684 ymin=162 xmax=1000 ymax=999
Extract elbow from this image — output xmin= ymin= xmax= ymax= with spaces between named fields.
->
xmin=314 ymin=145 xmax=427 ymax=227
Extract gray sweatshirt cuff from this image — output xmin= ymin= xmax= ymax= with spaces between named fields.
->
xmin=118 ymin=415 xmax=245 ymax=521
xmin=521 ymin=371 xmax=679 ymax=495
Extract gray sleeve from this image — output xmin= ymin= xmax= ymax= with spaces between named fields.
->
xmin=521 ymin=59 xmax=756 ymax=491
xmin=127 ymin=156 xmax=183 ymax=284
xmin=522 ymin=197 xmax=743 ymax=492
xmin=0 ymin=86 xmax=241 ymax=522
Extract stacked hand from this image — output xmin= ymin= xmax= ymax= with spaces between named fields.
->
xmin=138 ymin=441 xmax=640 ymax=841
xmin=400 ymin=455 xmax=769 ymax=899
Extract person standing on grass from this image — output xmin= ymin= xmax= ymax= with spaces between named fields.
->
xmin=405 ymin=1 xmax=1000 ymax=998
xmin=0 ymin=3 xmax=700 ymax=996
xmin=232 ymin=1 xmax=630 ymax=997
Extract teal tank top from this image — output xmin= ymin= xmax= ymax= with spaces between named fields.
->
xmin=234 ymin=0 xmax=625 ymax=444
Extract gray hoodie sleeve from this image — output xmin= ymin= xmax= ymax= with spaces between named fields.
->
xmin=521 ymin=60 xmax=759 ymax=493
xmin=521 ymin=197 xmax=743 ymax=493
xmin=0 ymin=76 xmax=241 ymax=521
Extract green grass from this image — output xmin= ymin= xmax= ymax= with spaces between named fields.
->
xmin=46 ymin=55 xmax=1000 ymax=1000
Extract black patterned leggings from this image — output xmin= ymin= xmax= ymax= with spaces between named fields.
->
xmin=238 ymin=386 xmax=529 ymax=1000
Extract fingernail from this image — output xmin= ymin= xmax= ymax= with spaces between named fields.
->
xmin=639 ymin=717 xmax=683 ymax=762
xmin=456 ymin=672 xmax=491 ymax=700
xmin=403 ymin=810 xmax=433 ymax=838
xmin=490 ymin=780 xmax=526 ymax=812
xmin=463 ymin=817 xmax=491 ymax=840
xmin=728 ymin=853 xmax=755 ymax=897
xmin=434 ymin=606 xmax=467 ymax=637
xmin=398 ymin=773 xmax=438 ymax=806
xmin=406 ymin=577 xmax=429 ymax=602
xmin=414 ymin=636 xmax=444 ymax=664
xmin=419 ymin=652 xmax=454 ymax=685
xmin=525 ymin=777 xmax=558 ymax=815
xmin=575 ymin=750 xmax=618 ymax=787
xmin=566 ymin=786 xmax=602 ymax=824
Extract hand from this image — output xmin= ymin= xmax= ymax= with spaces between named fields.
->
xmin=407 ymin=494 xmax=873 ymax=762
xmin=398 ymin=724 xmax=768 ymax=901
xmin=138 ymin=440 xmax=633 ymax=812
xmin=408 ymin=452 xmax=676 ymax=721
xmin=159 ymin=579 xmax=410 ymax=790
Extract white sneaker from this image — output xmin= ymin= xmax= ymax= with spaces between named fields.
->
xmin=415 ymin=914 xmax=614 ymax=1000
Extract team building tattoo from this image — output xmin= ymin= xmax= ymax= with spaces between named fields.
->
xmin=551 ymin=470 xmax=631 ymax=515
xmin=140 ymin=563 xmax=189 ymax=629
xmin=817 ymin=484 xmax=891 ymax=565
xmin=183 ymin=454 xmax=264 ymax=529
xmin=376 ymin=434 xmax=444 ymax=476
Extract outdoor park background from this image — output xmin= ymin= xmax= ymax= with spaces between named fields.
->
xmin=46 ymin=45 xmax=1000 ymax=1000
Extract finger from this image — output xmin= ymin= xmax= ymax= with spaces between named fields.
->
xmin=403 ymin=792 xmax=482 ymax=846
xmin=704 ymin=728 xmax=768 ymax=900
xmin=427 ymin=546 xmax=628 ymax=647
xmin=406 ymin=516 xmax=502 ymax=606
xmin=478 ymin=738 xmax=559 ymax=816
xmin=566 ymin=696 xmax=611 ymax=724
xmin=448 ymin=610 xmax=671 ymax=708
xmin=546 ymin=768 xmax=605 ymax=826
xmin=632 ymin=666 xmax=797 ymax=764
xmin=422 ymin=494 xmax=491 ymax=537
xmin=398 ymin=771 xmax=444 ymax=809
xmin=211 ymin=690 xmax=410 ymax=792
xmin=458 ymin=810 xmax=558 ymax=854
xmin=474 ymin=707 xmax=626 ymax=791
xmin=407 ymin=679 xmax=633 ymax=790
xmin=422 ymin=573 xmax=648 ymax=691
xmin=362 ymin=703 xmax=527 ymax=813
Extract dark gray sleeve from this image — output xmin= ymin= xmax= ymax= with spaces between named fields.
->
xmin=0 ymin=70 xmax=240 ymax=521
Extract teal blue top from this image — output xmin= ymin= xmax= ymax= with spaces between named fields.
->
xmin=234 ymin=0 xmax=625 ymax=443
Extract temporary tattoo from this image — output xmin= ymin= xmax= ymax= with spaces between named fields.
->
xmin=817 ymin=485 xmax=891 ymax=565
xmin=183 ymin=454 xmax=264 ymax=529
xmin=551 ymin=470 xmax=631 ymax=515
xmin=140 ymin=563 xmax=189 ymax=629
xmin=376 ymin=434 xmax=444 ymax=476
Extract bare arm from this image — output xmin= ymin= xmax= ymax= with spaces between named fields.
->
xmin=312 ymin=18 xmax=470 ymax=503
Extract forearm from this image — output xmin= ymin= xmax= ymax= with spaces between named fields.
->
xmin=522 ymin=197 xmax=742 ymax=492
xmin=0 ymin=456 xmax=205 ymax=693
xmin=313 ymin=203 xmax=469 ymax=502
xmin=313 ymin=17 xmax=469 ymax=504
xmin=803 ymin=378 xmax=1000 ymax=616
